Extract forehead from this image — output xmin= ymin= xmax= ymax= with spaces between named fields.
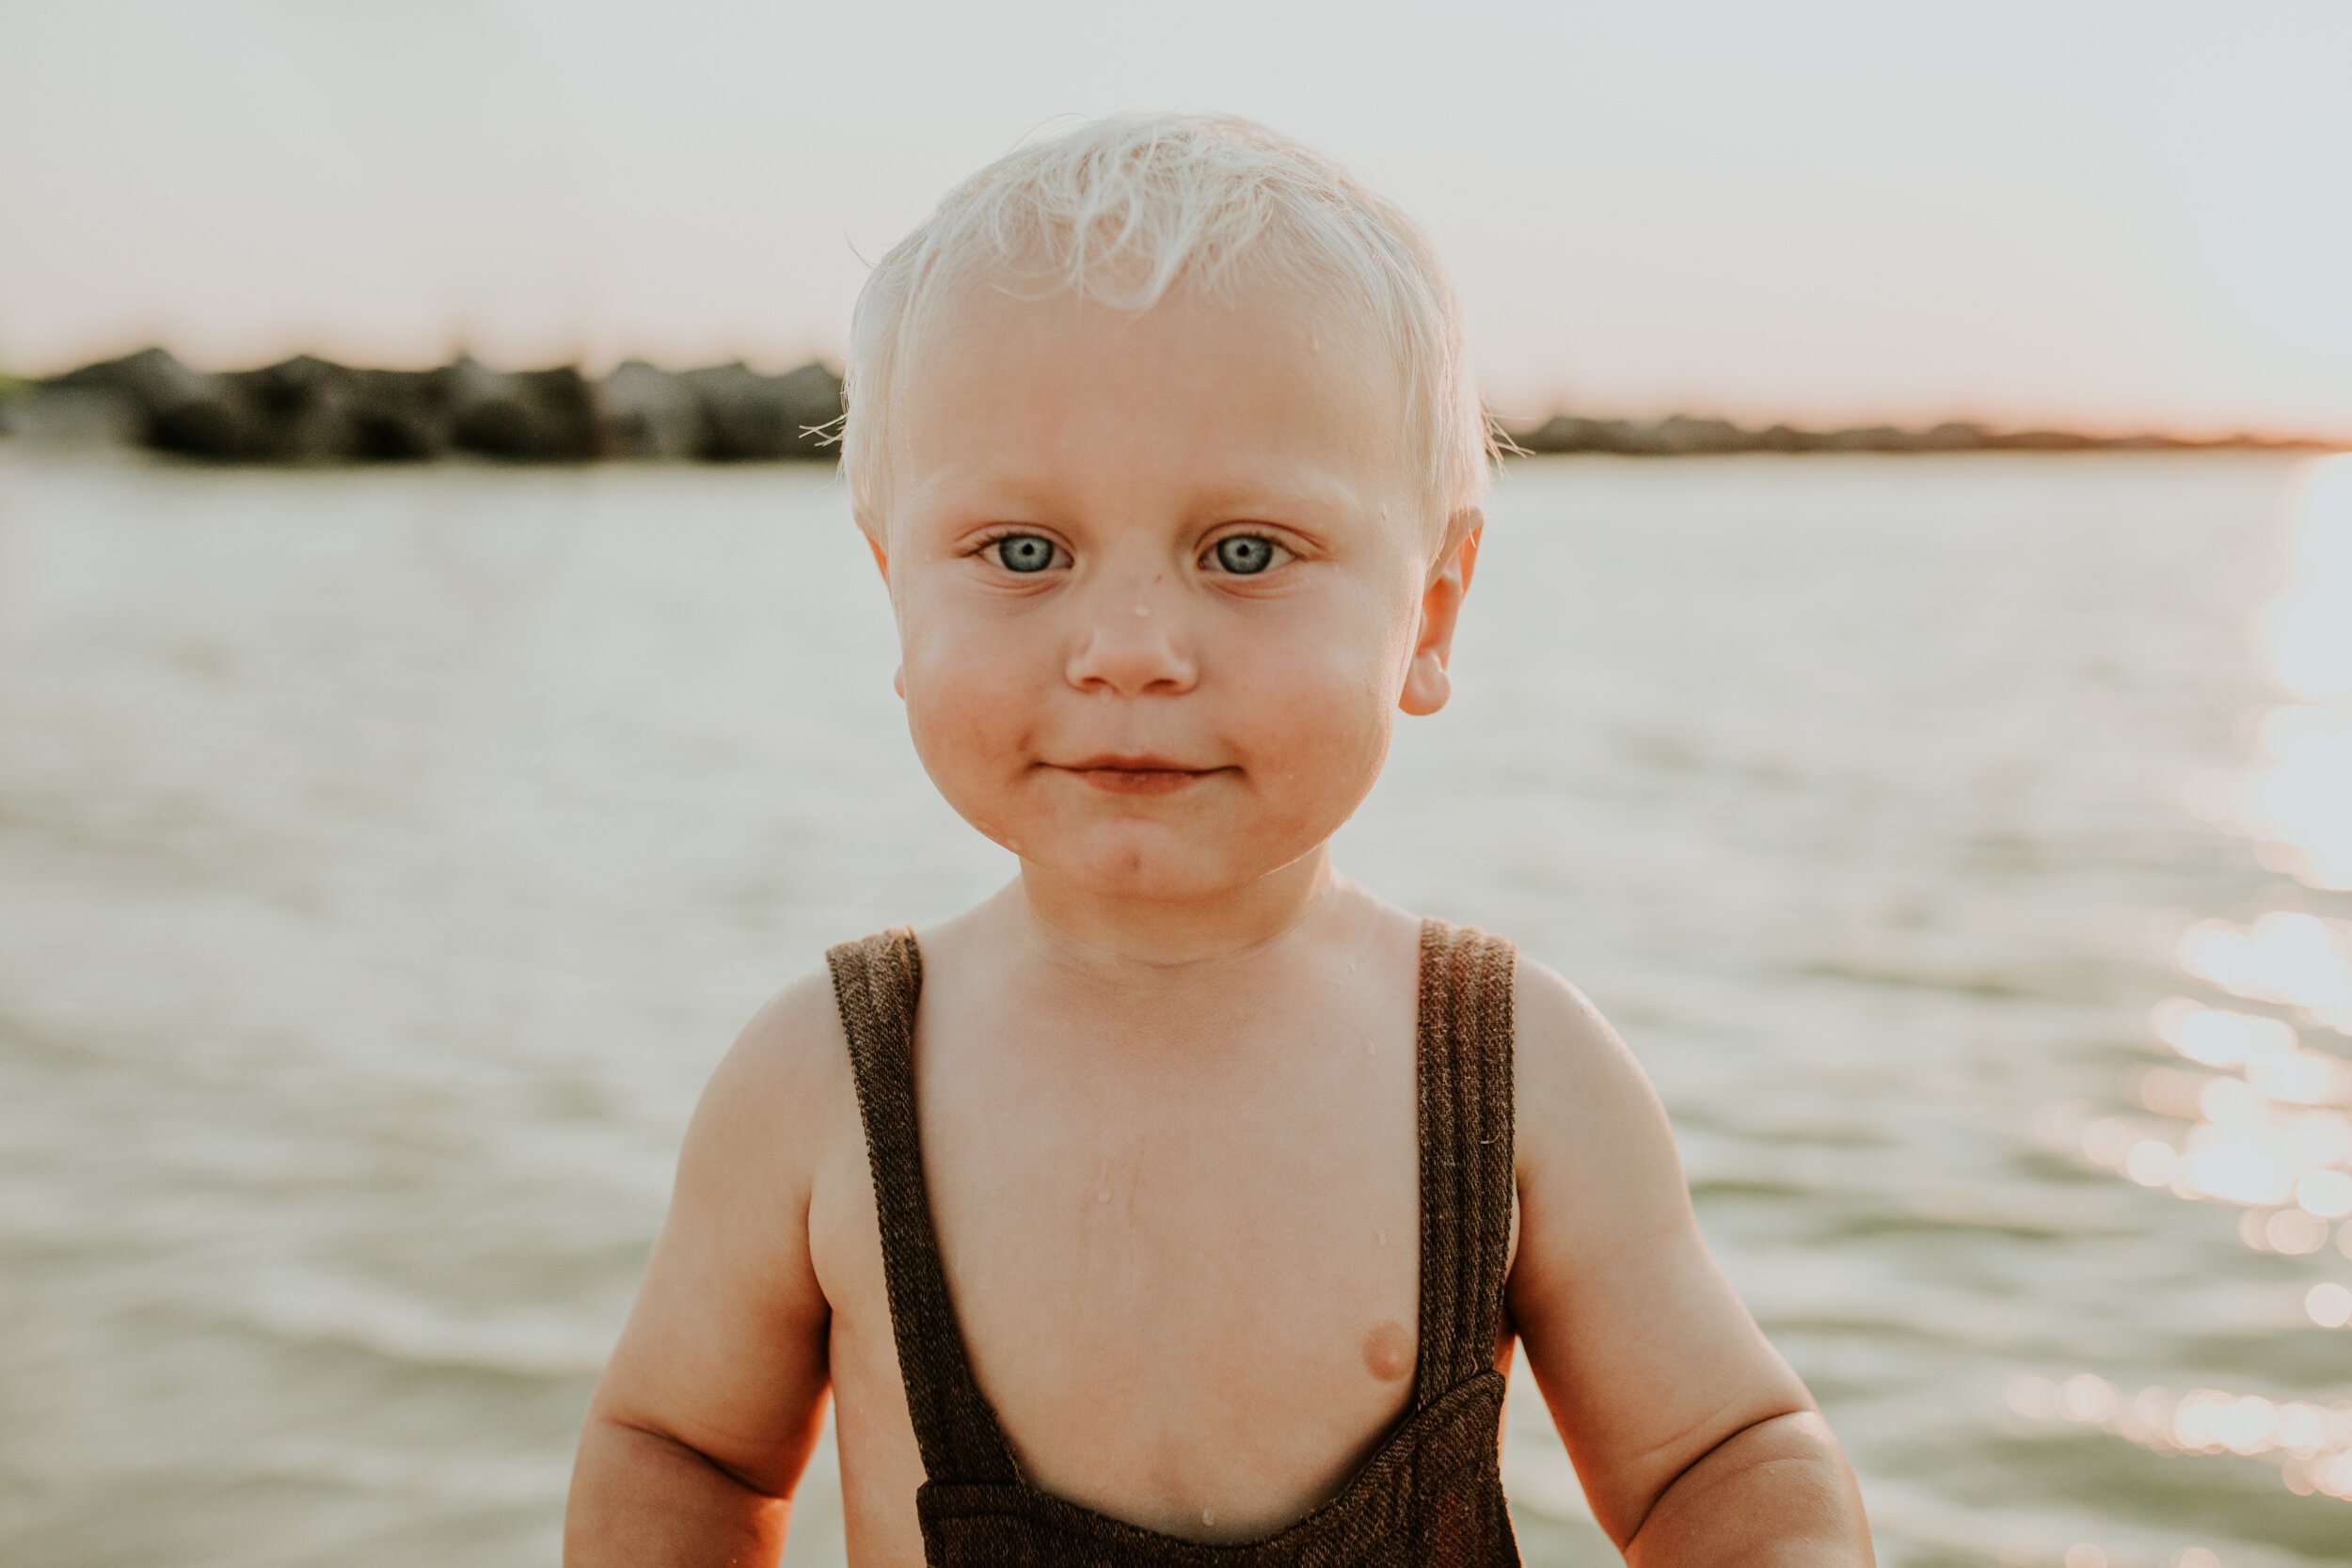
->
xmin=884 ymin=266 xmax=1416 ymax=524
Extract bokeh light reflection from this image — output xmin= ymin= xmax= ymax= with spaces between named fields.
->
xmin=2038 ymin=457 xmax=2352 ymax=1520
xmin=2177 ymin=913 xmax=2352 ymax=1034
xmin=2310 ymin=1283 xmax=2352 ymax=1328
xmin=2008 ymin=1371 xmax=2352 ymax=1499
xmin=2084 ymin=1003 xmax=2352 ymax=1222
xmin=2236 ymin=454 xmax=2352 ymax=891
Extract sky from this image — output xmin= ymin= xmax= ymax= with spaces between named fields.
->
xmin=3 ymin=0 xmax=2348 ymax=437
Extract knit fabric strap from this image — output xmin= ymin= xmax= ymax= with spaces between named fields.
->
xmin=828 ymin=927 xmax=1024 ymax=1484
xmin=1412 ymin=917 xmax=1518 ymax=1403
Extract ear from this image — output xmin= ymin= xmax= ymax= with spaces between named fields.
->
xmin=1399 ymin=509 xmax=1482 ymax=718
xmin=860 ymin=530 xmax=903 ymax=696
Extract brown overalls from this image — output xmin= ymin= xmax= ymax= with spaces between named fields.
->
xmin=824 ymin=916 xmax=1522 ymax=1567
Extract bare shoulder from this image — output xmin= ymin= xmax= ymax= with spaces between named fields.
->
xmin=1507 ymin=947 xmax=1629 ymax=1087
xmin=1508 ymin=951 xmax=1684 ymax=1233
xmin=742 ymin=949 xmax=865 ymax=1082
xmin=677 ymin=963 xmax=870 ymax=1231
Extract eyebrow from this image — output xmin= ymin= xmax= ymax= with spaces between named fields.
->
xmin=907 ymin=465 xmax=1372 ymax=526
xmin=1184 ymin=472 xmax=1366 ymax=520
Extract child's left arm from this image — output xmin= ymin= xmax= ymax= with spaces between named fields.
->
xmin=1506 ymin=959 xmax=1876 ymax=1566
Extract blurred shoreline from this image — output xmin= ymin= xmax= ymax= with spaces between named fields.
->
xmin=2 ymin=346 xmax=2344 ymax=465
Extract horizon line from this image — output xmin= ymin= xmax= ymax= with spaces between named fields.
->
xmin=8 ymin=344 xmax=2350 ymax=456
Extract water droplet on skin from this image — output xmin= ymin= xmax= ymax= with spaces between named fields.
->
xmin=1364 ymin=1039 xmax=1375 ymax=1054
xmin=1202 ymin=1508 xmax=1216 ymax=1528
xmin=1096 ymin=1189 xmax=1111 ymax=1203
xmin=1376 ymin=1228 xmax=1387 ymax=1246
xmin=1133 ymin=603 xmax=1149 ymax=617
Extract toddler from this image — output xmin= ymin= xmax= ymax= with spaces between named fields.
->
xmin=564 ymin=112 xmax=1873 ymax=1567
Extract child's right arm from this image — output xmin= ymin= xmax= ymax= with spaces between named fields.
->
xmin=564 ymin=975 xmax=845 ymax=1567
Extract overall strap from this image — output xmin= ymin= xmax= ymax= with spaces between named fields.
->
xmin=826 ymin=928 xmax=1023 ymax=1485
xmin=1413 ymin=917 xmax=1518 ymax=1402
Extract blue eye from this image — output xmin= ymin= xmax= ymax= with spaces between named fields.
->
xmin=992 ymin=534 xmax=1057 ymax=573
xmin=1211 ymin=535 xmax=1279 ymax=575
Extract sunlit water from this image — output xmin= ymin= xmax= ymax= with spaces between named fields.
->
xmin=2 ymin=449 xmax=2346 ymax=1568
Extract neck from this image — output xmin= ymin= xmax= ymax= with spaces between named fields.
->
xmin=1005 ymin=845 xmax=1351 ymax=978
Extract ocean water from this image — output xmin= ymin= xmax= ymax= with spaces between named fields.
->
xmin=1 ymin=448 xmax=2347 ymax=1568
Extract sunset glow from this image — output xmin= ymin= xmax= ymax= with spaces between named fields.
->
xmin=3 ymin=3 xmax=2349 ymax=438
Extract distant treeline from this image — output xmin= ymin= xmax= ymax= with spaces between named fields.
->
xmin=1 ymin=348 xmax=2339 ymax=462
xmin=1503 ymin=413 xmax=2338 ymax=456
xmin=8 ymin=348 xmax=842 ymax=463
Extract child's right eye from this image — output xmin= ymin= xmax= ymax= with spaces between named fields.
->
xmin=987 ymin=534 xmax=1060 ymax=574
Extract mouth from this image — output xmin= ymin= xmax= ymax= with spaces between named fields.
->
xmin=1053 ymin=754 xmax=1227 ymax=796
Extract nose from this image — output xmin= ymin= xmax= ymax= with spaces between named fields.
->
xmin=1064 ymin=573 xmax=1199 ymax=697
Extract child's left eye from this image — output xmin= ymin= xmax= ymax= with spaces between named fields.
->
xmin=1206 ymin=534 xmax=1288 ymax=575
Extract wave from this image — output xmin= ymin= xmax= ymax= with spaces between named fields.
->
xmin=226 ymin=1265 xmax=612 ymax=1380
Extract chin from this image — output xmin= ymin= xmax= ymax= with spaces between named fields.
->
xmin=1031 ymin=821 xmax=1275 ymax=901
xmin=1060 ymin=838 xmax=1240 ymax=900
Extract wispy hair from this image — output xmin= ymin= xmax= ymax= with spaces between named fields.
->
xmin=837 ymin=111 xmax=1499 ymax=555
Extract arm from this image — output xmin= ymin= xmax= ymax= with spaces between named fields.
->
xmin=564 ymin=974 xmax=847 ymax=1567
xmin=1624 ymin=1410 xmax=1869 ymax=1567
xmin=1505 ymin=961 xmax=1874 ymax=1565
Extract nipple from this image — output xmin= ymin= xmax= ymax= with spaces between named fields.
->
xmin=1362 ymin=1319 xmax=1411 ymax=1382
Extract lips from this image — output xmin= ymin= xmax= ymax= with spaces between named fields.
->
xmin=1055 ymin=754 xmax=1224 ymax=795
xmin=1059 ymin=753 xmax=1209 ymax=772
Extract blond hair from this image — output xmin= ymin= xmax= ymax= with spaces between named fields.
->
xmin=839 ymin=111 xmax=1495 ymax=557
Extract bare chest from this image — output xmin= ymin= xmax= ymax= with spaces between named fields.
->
xmin=813 ymin=974 xmax=1443 ymax=1546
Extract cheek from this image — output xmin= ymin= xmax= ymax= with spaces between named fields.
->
xmin=901 ymin=616 xmax=1030 ymax=768
xmin=886 ymin=594 xmax=1027 ymax=833
xmin=1225 ymin=615 xmax=1402 ymax=803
